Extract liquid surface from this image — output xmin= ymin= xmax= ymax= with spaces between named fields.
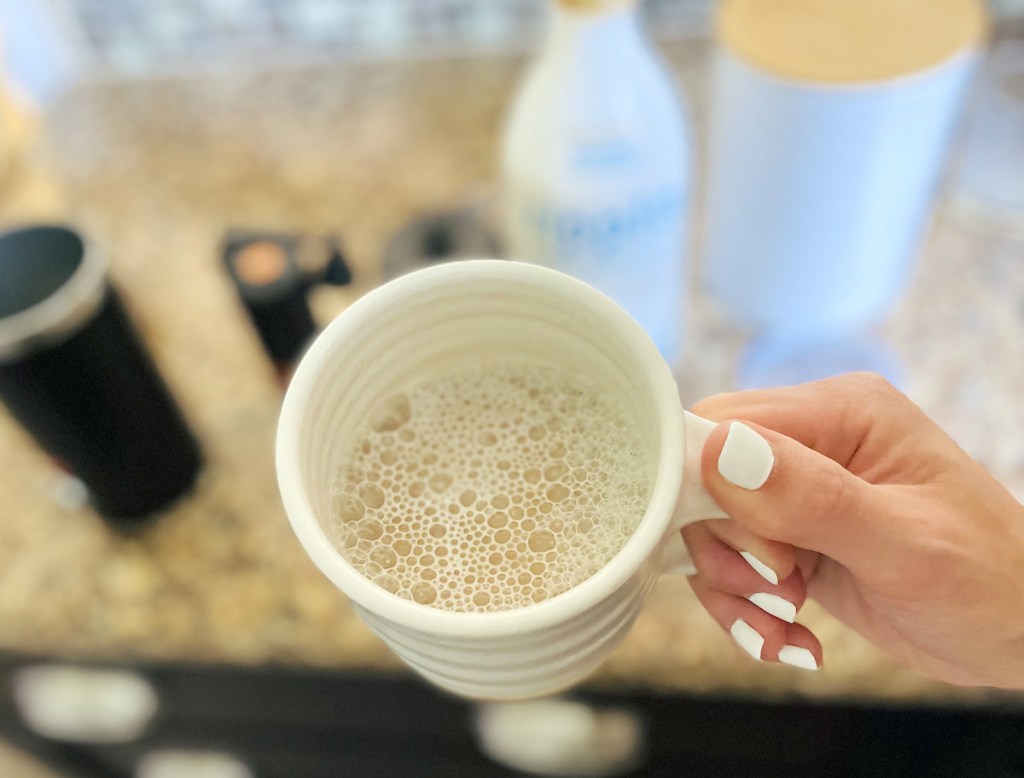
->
xmin=718 ymin=0 xmax=986 ymax=83
xmin=331 ymin=361 xmax=653 ymax=612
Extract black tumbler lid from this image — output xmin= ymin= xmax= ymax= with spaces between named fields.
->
xmin=0 ymin=226 xmax=107 ymax=363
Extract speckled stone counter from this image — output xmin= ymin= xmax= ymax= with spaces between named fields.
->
xmin=0 ymin=45 xmax=1021 ymax=708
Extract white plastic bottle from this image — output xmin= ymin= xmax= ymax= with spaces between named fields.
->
xmin=502 ymin=0 xmax=690 ymax=363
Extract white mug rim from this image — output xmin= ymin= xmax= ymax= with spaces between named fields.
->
xmin=276 ymin=260 xmax=685 ymax=639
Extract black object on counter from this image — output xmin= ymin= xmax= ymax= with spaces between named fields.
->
xmin=381 ymin=211 xmax=500 ymax=281
xmin=0 ymin=226 xmax=202 ymax=521
xmin=222 ymin=231 xmax=351 ymax=380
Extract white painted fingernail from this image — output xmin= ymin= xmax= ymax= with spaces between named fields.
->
xmin=718 ymin=422 xmax=774 ymax=490
xmin=748 ymin=593 xmax=796 ymax=623
xmin=740 ymin=551 xmax=779 ymax=585
xmin=729 ymin=619 xmax=764 ymax=661
xmin=779 ymin=645 xmax=820 ymax=671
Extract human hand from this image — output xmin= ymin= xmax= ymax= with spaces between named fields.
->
xmin=683 ymin=373 xmax=1024 ymax=688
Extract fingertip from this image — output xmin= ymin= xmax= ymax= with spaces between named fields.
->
xmin=773 ymin=627 xmax=823 ymax=671
xmin=689 ymin=578 xmax=822 ymax=671
xmin=682 ymin=522 xmax=807 ymax=617
xmin=730 ymin=618 xmax=765 ymax=661
xmin=701 ymin=518 xmax=797 ymax=585
xmin=700 ymin=419 xmax=777 ymax=498
xmin=718 ymin=422 xmax=775 ymax=490
xmin=778 ymin=644 xmax=821 ymax=671
xmin=697 ymin=416 xmax=877 ymax=564
xmin=747 ymin=592 xmax=797 ymax=623
xmin=740 ymin=550 xmax=779 ymax=585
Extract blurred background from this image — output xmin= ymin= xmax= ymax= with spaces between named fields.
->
xmin=1 ymin=1 xmax=1024 ymax=776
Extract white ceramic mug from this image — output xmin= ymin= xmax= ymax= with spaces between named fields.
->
xmin=276 ymin=260 xmax=725 ymax=700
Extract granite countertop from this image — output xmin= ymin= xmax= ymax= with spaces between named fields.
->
xmin=0 ymin=45 xmax=1022 ymax=707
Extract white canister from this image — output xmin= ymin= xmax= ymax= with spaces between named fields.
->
xmin=703 ymin=0 xmax=986 ymax=339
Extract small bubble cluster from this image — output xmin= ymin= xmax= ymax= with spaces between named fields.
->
xmin=331 ymin=361 xmax=653 ymax=613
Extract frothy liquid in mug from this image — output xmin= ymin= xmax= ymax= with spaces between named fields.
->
xmin=331 ymin=361 xmax=653 ymax=613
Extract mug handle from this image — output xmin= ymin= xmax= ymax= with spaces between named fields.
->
xmin=661 ymin=411 xmax=729 ymax=576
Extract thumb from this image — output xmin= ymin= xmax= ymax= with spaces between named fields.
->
xmin=701 ymin=420 xmax=882 ymax=570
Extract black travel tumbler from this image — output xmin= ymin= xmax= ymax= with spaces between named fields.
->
xmin=0 ymin=225 xmax=202 ymax=520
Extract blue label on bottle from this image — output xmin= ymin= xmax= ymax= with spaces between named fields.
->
xmin=517 ymin=186 xmax=684 ymax=270
xmin=507 ymin=184 xmax=687 ymax=361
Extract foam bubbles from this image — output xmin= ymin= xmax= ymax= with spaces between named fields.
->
xmin=369 ymin=394 xmax=411 ymax=433
xmin=331 ymin=361 xmax=652 ymax=613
